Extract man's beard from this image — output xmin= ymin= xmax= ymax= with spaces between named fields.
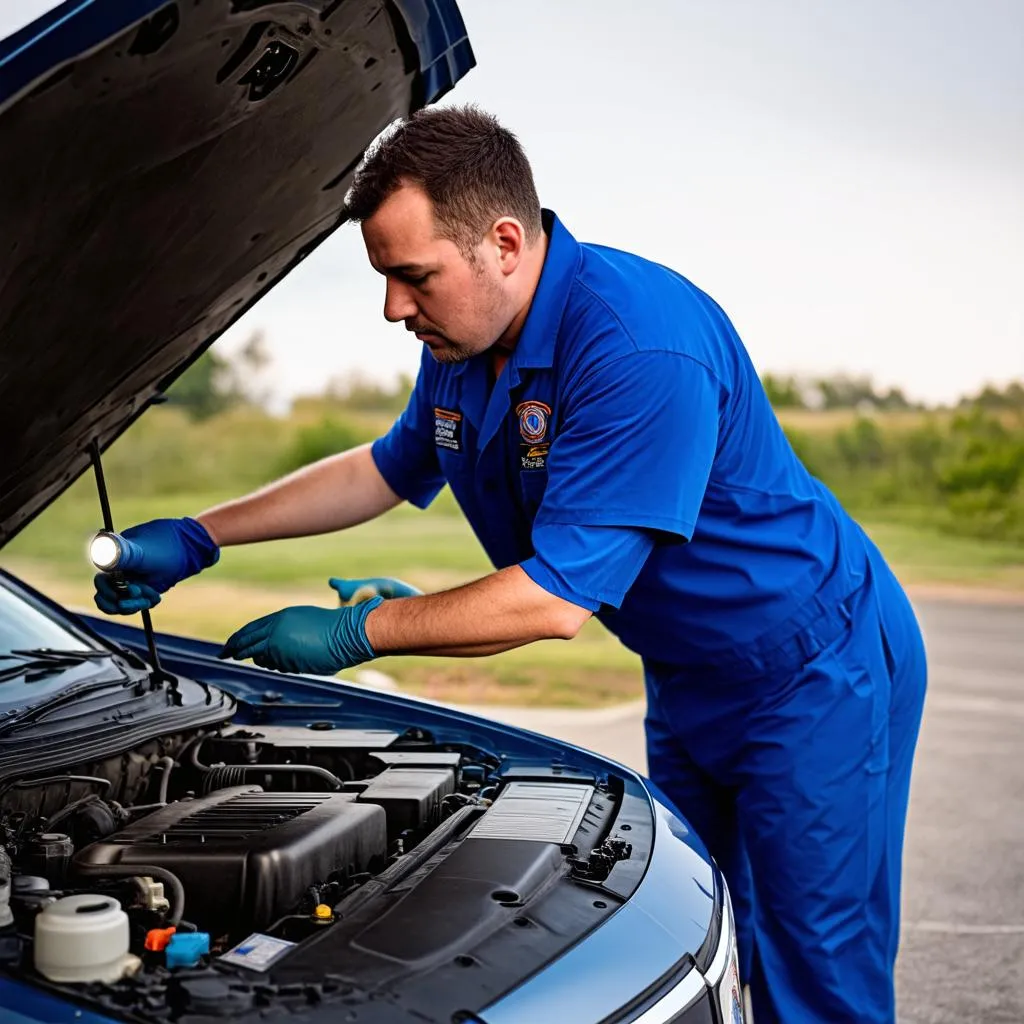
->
xmin=406 ymin=321 xmax=484 ymax=364
xmin=410 ymin=271 xmax=508 ymax=364
xmin=428 ymin=338 xmax=474 ymax=364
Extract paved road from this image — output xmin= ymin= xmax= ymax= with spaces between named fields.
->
xmin=464 ymin=598 xmax=1024 ymax=1023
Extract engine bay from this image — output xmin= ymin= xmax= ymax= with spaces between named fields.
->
xmin=0 ymin=717 xmax=642 ymax=1022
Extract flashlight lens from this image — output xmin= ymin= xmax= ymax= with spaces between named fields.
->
xmin=90 ymin=534 xmax=120 ymax=571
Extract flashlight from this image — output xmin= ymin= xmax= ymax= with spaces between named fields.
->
xmin=89 ymin=531 xmax=124 ymax=573
xmin=88 ymin=528 xmax=170 ymax=690
xmin=87 ymin=441 xmax=172 ymax=696
xmin=89 ymin=531 xmax=132 ymax=605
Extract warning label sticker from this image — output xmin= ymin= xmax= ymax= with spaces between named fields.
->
xmin=219 ymin=933 xmax=296 ymax=972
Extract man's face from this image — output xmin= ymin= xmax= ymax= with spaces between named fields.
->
xmin=360 ymin=183 xmax=513 ymax=363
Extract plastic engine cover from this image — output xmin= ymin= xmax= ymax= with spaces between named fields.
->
xmin=74 ymin=787 xmax=386 ymax=937
xmin=357 ymin=768 xmax=455 ymax=841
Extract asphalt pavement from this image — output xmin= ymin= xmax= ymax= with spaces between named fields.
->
xmin=462 ymin=596 xmax=1024 ymax=1023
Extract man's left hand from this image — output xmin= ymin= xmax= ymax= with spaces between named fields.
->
xmin=219 ymin=592 xmax=384 ymax=674
xmin=329 ymin=575 xmax=422 ymax=604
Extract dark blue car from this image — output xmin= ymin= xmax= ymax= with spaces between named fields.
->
xmin=0 ymin=3 xmax=742 ymax=1022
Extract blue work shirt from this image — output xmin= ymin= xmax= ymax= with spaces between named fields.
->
xmin=371 ymin=211 xmax=874 ymax=669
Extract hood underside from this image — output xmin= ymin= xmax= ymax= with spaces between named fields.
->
xmin=0 ymin=0 xmax=473 ymax=544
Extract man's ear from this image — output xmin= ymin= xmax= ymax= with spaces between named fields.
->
xmin=491 ymin=217 xmax=526 ymax=277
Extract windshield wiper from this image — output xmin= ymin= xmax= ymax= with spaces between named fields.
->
xmin=0 ymin=649 xmax=117 ymax=684
xmin=9 ymin=648 xmax=116 ymax=663
xmin=0 ymin=677 xmax=142 ymax=733
xmin=0 ymin=660 xmax=76 ymax=684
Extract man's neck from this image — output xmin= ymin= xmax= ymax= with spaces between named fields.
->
xmin=493 ymin=231 xmax=550 ymax=356
xmin=490 ymin=342 xmax=514 ymax=382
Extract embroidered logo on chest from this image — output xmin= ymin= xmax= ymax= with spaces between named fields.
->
xmin=516 ymin=400 xmax=552 ymax=469
xmin=516 ymin=400 xmax=550 ymax=443
xmin=434 ymin=407 xmax=463 ymax=452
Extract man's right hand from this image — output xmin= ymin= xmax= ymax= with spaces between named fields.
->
xmin=93 ymin=517 xmax=220 ymax=615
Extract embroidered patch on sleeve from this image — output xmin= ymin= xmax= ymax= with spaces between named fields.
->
xmin=434 ymin=408 xmax=463 ymax=452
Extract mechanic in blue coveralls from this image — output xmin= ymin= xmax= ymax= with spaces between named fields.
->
xmin=95 ymin=106 xmax=927 ymax=1024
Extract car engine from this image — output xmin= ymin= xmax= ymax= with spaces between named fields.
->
xmin=0 ymin=723 xmax=495 ymax=977
xmin=0 ymin=715 xmax=641 ymax=1023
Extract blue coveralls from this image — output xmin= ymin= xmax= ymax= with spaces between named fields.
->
xmin=372 ymin=210 xmax=928 ymax=1023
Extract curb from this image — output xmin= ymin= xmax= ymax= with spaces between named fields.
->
xmin=907 ymin=584 xmax=1024 ymax=607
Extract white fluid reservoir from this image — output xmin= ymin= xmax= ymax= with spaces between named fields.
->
xmin=34 ymin=894 xmax=140 ymax=983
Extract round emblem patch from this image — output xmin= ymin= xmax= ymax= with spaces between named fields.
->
xmin=516 ymin=401 xmax=550 ymax=444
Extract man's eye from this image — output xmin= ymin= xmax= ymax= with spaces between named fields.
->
xmin=404 ymin=272 xmax=430 ymax=286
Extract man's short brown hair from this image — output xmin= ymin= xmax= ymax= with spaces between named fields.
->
xmin=344 ymin=105 xmax=542 ymax=255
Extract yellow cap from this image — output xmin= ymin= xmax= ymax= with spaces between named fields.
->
xmin=314 ymin=904 xmax=333 ymax=921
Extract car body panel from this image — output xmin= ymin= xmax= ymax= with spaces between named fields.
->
xmin=0 ymin=0 xmax=474 ymax=545
xmin=0 ymin=975 xmax=120 ymax=1024
xmin=480 ymin=799 xmax=714 ymax=1023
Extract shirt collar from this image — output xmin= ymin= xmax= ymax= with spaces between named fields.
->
xmin=449 ymin=209 xmax=580 ymax=382
xmin=511 ymin=209 xmax=581 ymax=372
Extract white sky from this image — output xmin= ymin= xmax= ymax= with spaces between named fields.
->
xmin=7 ymin=1 xmax=1023 ymax=406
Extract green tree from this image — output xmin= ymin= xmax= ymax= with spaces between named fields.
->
xmin=323 ymin=370 xmax=415 ymax=414
xmin=761 ymin=373 xmax=804 ymax=409
xmin=277 ymin=417 xmax=372 ymax=474
xmin=165 ymin=349 xmax=236 ymax=420
xmin=165 ymin=330 xmax=270 ymax=420
xmin=835 ymin=416 xmax=886 ymax=470
xmin=959 ymin=380 xmax=1024 ymax=412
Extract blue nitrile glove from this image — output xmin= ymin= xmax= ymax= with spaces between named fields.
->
xmin=328 ymin=576 xmax=422 ymax=605
xmin=218 ymin=594 xmax=385 ymax=674
xmin=93 ymin=517 xmax=219 ymax=616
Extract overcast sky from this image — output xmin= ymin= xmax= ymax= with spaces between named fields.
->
xmin=7 ymin=1 xmax=1023 ymax=406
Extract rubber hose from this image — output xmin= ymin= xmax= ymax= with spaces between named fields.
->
xmin=72 ymin=862 xmax=185 ymax=926
xmin=201 ymin=763 xmax=343 ymax=794
xmin=217 ymin=736 xmax=355 ymax=781
xmin=154 ymin=756 xmax=175 ymax=804
xmin=44 ymin=794 xmax=104 ymax=832
xmin=0 ymin=774 xmax=112 ymax=801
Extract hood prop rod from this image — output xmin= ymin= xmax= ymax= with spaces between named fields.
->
xmin=88 ymin=439 xmax=177 ymax=701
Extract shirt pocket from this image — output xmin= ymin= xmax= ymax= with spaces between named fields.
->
xmin=518 ymin=469 xmax=548 ymax=519
xmin=435 ymin=446 xmax=469 ymax=499
xmin=437 ymin=446 xmax=467 ymax=474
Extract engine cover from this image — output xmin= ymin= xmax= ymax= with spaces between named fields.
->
xmin=74 ymin=787 xmax=387 ymax=938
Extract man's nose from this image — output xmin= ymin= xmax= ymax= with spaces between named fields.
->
xmin=383 ymin=279 xmax=417 ymax=323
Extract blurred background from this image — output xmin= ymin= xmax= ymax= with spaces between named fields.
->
xmin=2 ymin=0 xmax=1022 ymax=707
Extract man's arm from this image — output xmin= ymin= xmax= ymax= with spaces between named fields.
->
xmin=197 ymin=444 xmax=402 ymax=546
xmin=364 ymin=565 xmax=592 ymax=656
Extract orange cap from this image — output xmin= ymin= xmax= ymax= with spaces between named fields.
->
xmin=145 ymin=926 xmax=177 ymax=952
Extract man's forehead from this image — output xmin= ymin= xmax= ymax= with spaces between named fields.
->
xmin=368 ymin=183 xmax=434 ymax=232
xmin=362 ymin=185 xmax=453 ymax=269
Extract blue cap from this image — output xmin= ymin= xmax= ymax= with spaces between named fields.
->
xmin=165 ymin=932 xmax=210 ymax=969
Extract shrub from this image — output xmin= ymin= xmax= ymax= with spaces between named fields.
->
xmin=277 ymin=417 xmax=374 ymax=475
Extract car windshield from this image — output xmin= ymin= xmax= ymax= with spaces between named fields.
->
xmin=0 ymin=582 xmax=94 ymax=659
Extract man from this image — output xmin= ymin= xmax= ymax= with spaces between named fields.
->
xmin=95 ymin=106 xmax=927 ymax=1023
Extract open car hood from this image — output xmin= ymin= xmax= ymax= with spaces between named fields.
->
xmin=0 ymin=0 xmax=473 ymax=545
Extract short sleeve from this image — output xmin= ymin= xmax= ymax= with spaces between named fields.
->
xmin=521 ymin=523 xmax=655 ymax=611
xmin=538 ymin=349 xmax=722 ymax=540
xmin=370 ymin=355 xmax=446 ymax=509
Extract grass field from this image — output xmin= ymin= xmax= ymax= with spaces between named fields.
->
xmin=3 ymin=483 xmax=1022 ymax=706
